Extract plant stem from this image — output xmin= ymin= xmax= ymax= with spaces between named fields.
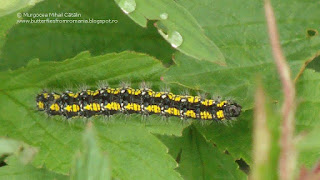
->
xmin=264 ymin=0 xmax=296 ymax=179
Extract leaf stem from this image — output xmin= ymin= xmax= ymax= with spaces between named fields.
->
xmin=264 ymin=0 xmax=296 ymax=180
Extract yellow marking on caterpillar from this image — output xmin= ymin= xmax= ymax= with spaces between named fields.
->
xmin=65 ymin=105 xmax=71 ymax=112
xmin=147 ymin=90 xmax=154 ymax=96
xmin=201 ymin=99 xmax=214 ymax=106
xmin=167 ymin=108 xmax=180 ymax=116
xmin=50 ymin=103 xmax=60 ymax=111
xmin=146 ymin=105 xmax=161 ymax=113
xmin=87 ymin=90 xmax=99 ymax=96
xmin=217 ymin=101 xmax=227 ymax=108
xmin=84 ymin=103 xmax=101 ymax=111
xmin=187 ymin=96 xmax=194 ymax=103
xmin=74 ymin=104 xmax=80 ymax=112
xmin=38 ymin=101 xmax=44 ymax=109
xmin=84 ymin=104 xmax=91 ymax=111
xmin=156 ymin=92 xmax=169 ymax=98
xmin=188 ymin=96 xmax=200 ymax=103
xmin=216 ymin=110 xmax=225 ymax=120
xmin=127 ymin=88 xmax=136 ymax=95
xmin=43 ymin=93 xmax=49 ymax=99
xmin=105 ymin=102 xmax=120 ymax=110
xmin=186 ymin=110 xmax=196 ymax=118
xmin=127 ymin=89 xmax=142 ymax=96
xmin=65 ymin=104 xmax=80 ymax=112
xmin=200 ymin=111 xmax=212 ymax=120
xmin=106 ymin=88 xmax=120 ymax=94
xmin=154 ymin=92 xmax=161 ymax=98
xmin=71 ymin=104 xmax=80 ymax=112
xmin=114 ymin=89 xmax=120 ymax=94
xmin=106 ymin=88 xmax=113 ymax=93
xmin=134 ymin=90 xmax=141 ymax=95
xmin=168 ymin=93 xmax=173 ymax=100
xmin=173 ymin=95 xmax=181 ymax=102
xmin=68 ymin=93 xmax=79 ymax=98
xmin=53 ymin=94 xmax=60 ymax=100
xmin=127 ymin=88 xmax=132 ymax=94
xmin=92 ymin=103 xmax=100 ymax=111
xmin=126 ymin=103 xmax=141 ymax=111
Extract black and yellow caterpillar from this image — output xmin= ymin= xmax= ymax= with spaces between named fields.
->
xmin=36 ymin=87 xmax=242 ymax=121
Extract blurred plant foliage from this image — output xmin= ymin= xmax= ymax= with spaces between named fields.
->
xmin=0 ymin=0 xmax=320 ymax=179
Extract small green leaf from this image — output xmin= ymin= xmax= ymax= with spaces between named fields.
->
xmin=158 ymin=125 xmax=246 ymax=180
xmin=0 ymin=0 xmax=43 ymax=17
xmin=0 ymin=138 xmax=66 ymax=180
xmin=114 ymin=0 xmax=225 ymax=64
xmin=0 ymin=138 xmax=38 ymax=165
xmin=0 ymin=157 xmax=67 ymax=180
xmin=70 ymin=123 xmax=111 ymax=180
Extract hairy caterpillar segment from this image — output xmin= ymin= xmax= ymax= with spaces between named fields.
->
xmin=36 ymin=87 xmax=242 ymax=121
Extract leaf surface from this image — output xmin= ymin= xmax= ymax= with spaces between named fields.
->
xmin=0 ymin=51 xmax=184 ymax=179
xmin=114 ymin=0 xmax=225 ymax=64
xmin=70 ymin=123 xmax=111 ymax=180
xmin=0 ymin=0 xmax=174 ymax=70
xmin=158 ymin=126 xmax=247 ymax=180
xmin=0 ymin=159 xmax=67 ymax=180
xmin=0 ymin=0 xmax=42 ymax=17
xmin=163 ymin=0 xmax=320 ymax=165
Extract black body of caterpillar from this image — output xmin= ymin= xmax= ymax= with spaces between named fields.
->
xmin=36 ymin=87 xmax=242 ymax=121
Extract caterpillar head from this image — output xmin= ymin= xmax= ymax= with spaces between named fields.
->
xmin=223 ymin=101 xmax=242 ymax=119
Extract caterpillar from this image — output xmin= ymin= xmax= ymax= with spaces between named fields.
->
xmin=36 ymin=86 xmax=242 ymax=121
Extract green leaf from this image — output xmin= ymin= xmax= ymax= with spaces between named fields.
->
xmin=174 ymin=0 xmax=320 ymax=65
xmin=0 ymin=0 xmax=174 ymax=70
xmin=114 ymin=0 xmax=225 ymax=65
xmin=95 ymin=121 xmax=182 ymax=180
xmin=0 ymin=51 xmax=185 ymax=179
xmin=296 ymin=69 xmax=320 ymax=168
xmin=0 ymin=0 xmax=43 ymax=17
xmin=306 ymin=56 xmax=320 ymax=73
xmin=195 ymin=110 xmax=253 ymax=163
xmin=0 ymin=138 xmax=38 ymax=165
xmin=0 ymin=159 xmax=67 ymax=180
xmin=158 ymin=125 xmax=246 ymax=180
xmin=295 ymin=69 xmax=320 ymax=131
xmin=0 ymin=12 xmax=19 ymax=59
xmin=297 ymin=125 xmax=320 ymax=169
xmin=163 ymin=0 xmax=320 ymax=165
xmin=70 ymin=123 xmax=111 ymax=180
xmin=0 ymin=138 xmax=66 ymax=180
